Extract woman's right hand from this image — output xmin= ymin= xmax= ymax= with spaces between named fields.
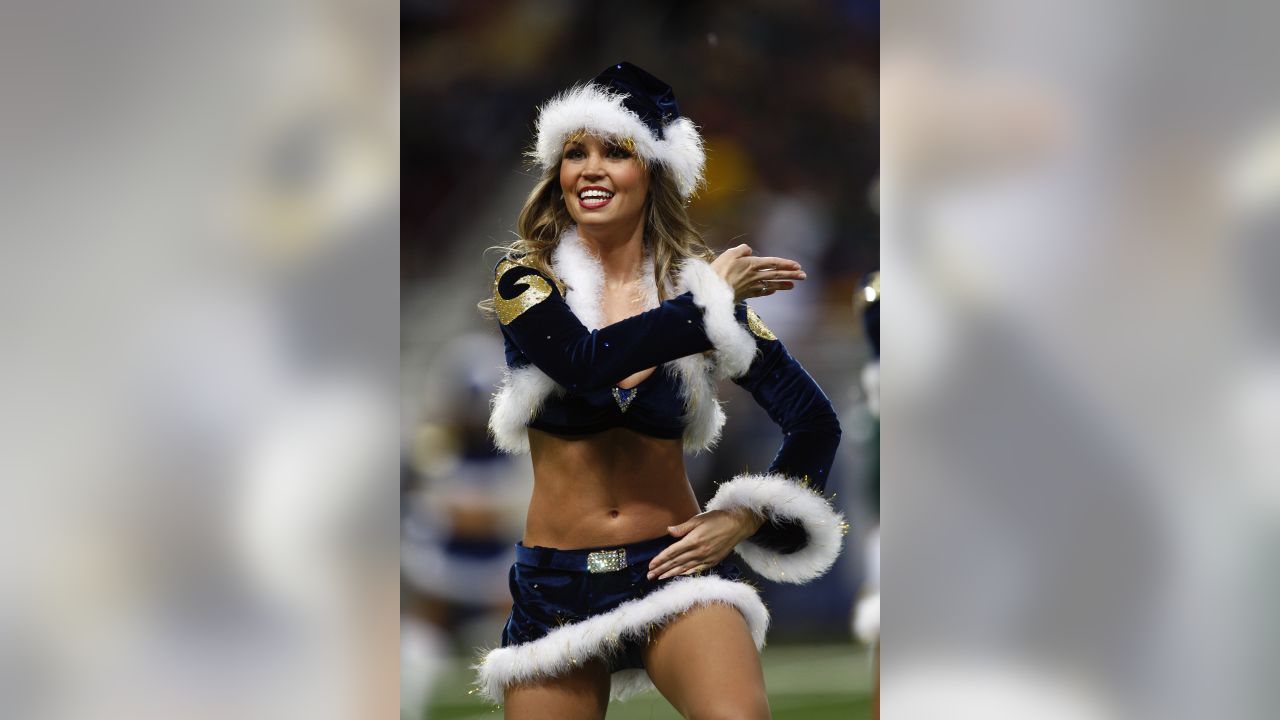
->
xmin=710 ymin=244 xmax=807 ymax=302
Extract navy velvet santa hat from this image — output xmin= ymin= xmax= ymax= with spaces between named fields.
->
xmin=531 ymin=61 xmax=706 ymax=200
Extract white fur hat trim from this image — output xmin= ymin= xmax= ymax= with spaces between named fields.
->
xmin=531 ymin=83 xmax=706 ymax=200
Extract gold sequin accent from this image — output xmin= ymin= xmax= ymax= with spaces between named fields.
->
xmin=746 ymin=306 xmax=777 ymax=340
xmin=494 ymin=259 xmax=553 ymax=325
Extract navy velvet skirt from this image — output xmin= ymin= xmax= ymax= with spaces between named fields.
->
xmin=500 ymin=534 xmax=741 ymax=672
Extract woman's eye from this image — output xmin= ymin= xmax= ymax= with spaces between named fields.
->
xmin=606 ymin=146 xmax=632 ymax=159
xmin=564 ymin=147 xmax=585 ymax=159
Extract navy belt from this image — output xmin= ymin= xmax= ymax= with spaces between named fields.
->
xmin=516 ymin=535 xmax=677 ymax=574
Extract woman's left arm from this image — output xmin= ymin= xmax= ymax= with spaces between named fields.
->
xmin=648 ymin=303 xmax=845 ymax=584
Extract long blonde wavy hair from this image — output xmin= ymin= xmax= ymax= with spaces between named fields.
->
xmin=480 ymin=135 xmax=714 ymax=316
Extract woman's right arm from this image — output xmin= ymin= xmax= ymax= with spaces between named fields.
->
xmin=494 ymin=247 xmax=806 ymax=391
xmin=495 ymin=259 xmax=718 ymax=391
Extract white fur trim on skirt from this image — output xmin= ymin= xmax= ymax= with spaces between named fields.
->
xmin=474 ymin=575 xmax=770 ymax=704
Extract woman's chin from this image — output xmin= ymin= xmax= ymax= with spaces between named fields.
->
xmin=571 ymin=212 xmax=642 ymax=232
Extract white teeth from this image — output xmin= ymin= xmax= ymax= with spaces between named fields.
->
xmin=579 ymin=190 xmax=614 ymax=200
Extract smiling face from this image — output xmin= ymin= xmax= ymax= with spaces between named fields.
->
xmin=558 ymin=133 xmax=650 ymax=233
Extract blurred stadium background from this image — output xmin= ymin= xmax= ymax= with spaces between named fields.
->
xmin=400 ymin=1 xmax=880 ymax=717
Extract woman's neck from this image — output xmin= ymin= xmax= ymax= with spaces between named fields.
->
xmin=577 ymin=220 xmax=646 ymax=287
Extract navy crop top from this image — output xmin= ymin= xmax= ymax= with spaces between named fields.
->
xmin=490 ymin=255 xmax=842 ymax=557
xmin=520 ymin=356 xmax=688 ymax=440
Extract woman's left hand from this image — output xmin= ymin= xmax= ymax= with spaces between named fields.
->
xmin=647 ymin=508 xmax=764 ymax=580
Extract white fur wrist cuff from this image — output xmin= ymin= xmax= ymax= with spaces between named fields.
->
xmin=706 ymin=473 xmax=846 ymax=584
xmin=676 ymin=258 xmax=757 ymax=379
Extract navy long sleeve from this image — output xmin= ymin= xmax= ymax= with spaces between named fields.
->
xmin=494 ymin=259 xmax=714 ymax=391
xmin=730 ymin=303 xmax=842 ymax=553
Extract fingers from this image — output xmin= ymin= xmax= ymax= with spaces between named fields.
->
xmin=745 ymin=256 xmax=806 ymax=291
xmin=725 ymin=253 xmax=808 ymax=302
xmin=749 ymin=256 xmax=802 ymax=272
xmin=757 ymin=280 xmax=796 ymax=291
xmin=648 ymin=546 xmax=698 ymax=580
xmin=745 ymin=280 xmax=795 ymax=299
xmin=650 ymin=516 xmax=703 ymax=576
xmin=647 ymin=513 xmax=740 ymax=579
xmin=753 ymin=264 xmax=806 ymax=282
xmin=667 ymin=520 xmax=696 ymax=538
xmin=658 ymin=556 xmax=706 ymax=580
xmin=659 ymin=553 xmax=724 ymax=580
xmin=649 ymin=543 xmax=725 ymax=580
xmin=648 ymin=531 xmax=696 ymax=574
xmin=763 ymin=270 xmax=806 ymax=281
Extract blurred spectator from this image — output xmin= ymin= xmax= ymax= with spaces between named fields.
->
xmin=400 ymin=333 xmax=532 ymax=717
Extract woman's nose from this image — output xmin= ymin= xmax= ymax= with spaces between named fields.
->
xmin=582 ymin=151 xmax=605 ymax=177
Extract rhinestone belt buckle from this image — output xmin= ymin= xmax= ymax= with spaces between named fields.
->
xmin=586 ymin=548 xmax=627 ymax=574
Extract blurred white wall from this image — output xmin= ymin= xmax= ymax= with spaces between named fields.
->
xmin=0 ymin=2 xmax=398 ymax=718
xmin=884 ymin=2 xmax=1280 ymax=718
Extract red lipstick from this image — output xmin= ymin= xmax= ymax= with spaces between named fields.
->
xmin=577 ymin=185 xmax=615 ymax=210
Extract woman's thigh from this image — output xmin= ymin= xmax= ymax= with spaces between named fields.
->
xmin=502 ymin=659 xmax=611 ymax=720
xmin=642 ymin=603 xmax=771 ymax=720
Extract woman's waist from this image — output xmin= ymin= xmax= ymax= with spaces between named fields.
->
xmin=514 ymin=533 xmax=678 ymax=572
xmin=524 ymin=429 xmax=696 ymax=547
xmin=523 ymin=485 xmax=698 ymax=550
xmin=528 ymin=429 xmax=688 ymax=490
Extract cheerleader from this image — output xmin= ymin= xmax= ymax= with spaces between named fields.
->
xmin=476 ymin=62 xmax=845 ymax=719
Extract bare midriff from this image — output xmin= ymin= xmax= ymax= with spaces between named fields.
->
xmin=524 ymin=426 xmax=700 ymax=550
